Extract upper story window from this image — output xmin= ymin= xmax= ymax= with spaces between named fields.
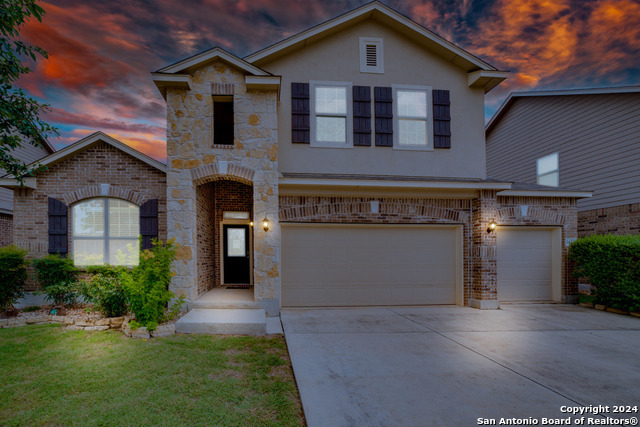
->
xmin=310 ymin=81 xmax=352 ymax=148
xmin=359 ymin=37 xmax=383 ymax=74
xmin=213 ymin=95 xmax=234 ymax=145
xmin=72 ymin=198 xmax=140 ymax=266
xmin=537 ymin=152 xmax=559 ymax=187
xmin=393 ymin=86 xmax=432 ymax=150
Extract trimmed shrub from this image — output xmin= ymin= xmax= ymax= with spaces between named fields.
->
xmin=122 ymin=238 xmax=177 ymax=330
xmin=0 ymin=245 xmax=28 ymax=311
xmin=32 ymin=254 xmax=80 ymax=306
xmin=81 ymin=266 xmax=129 ymax=318
xmin=570 ymin=234 xmax=640 ymax=312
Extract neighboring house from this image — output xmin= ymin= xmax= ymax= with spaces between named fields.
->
xmin=485 ymin=86 xmax=640 ymax=237
xmin=0 ymin=138 xmax=55 ymax=247
xmin=149 ymin=0 xmax=589 ymax=315
xmin=0 ymin=132 xmax=167 ymax=291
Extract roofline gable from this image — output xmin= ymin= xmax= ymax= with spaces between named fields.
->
xmin=156 ymin=46 xmax=271 ymax=76
xmin=244 ymin=1 xmax=501 ymax=73
xmin=486 ymin=85 xmax=640 ymax=135
xmin=8 ymin=131 xmax=167 ymax=178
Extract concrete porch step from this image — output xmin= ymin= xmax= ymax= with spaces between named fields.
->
xmin=189 ymin=288 xmax=261 ymax=310
xmin=175 ymin=308 xmax=267 ymax=335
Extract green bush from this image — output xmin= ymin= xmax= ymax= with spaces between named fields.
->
xmin=32 ymin=254 xmax=80 ymax=306
xmin=570 ymin=234 xmax=640 ymax=312
xmin=122 ymin=238 xmax=177 ymax=330
xmin=81 ymin=267 xmax=129 ymax=318
xmin=0 ymin=245 xmax=28 ymax=311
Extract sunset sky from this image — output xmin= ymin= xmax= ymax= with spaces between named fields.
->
xmin=16 ymin=0 xmax=640 ymax=161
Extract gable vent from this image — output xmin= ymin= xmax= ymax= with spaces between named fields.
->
xmin=360 ymin=37 xmax=383 ymax=74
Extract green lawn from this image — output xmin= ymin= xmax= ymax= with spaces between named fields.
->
xmin=0 ymin=324 xmax=304 ymax=426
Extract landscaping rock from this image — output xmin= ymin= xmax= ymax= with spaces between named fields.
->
xmin=130 ymin=327 xmax=150 ymax=339
xmin=606 ymin=308 xmax=628 ymax=315
xmin=0 ymin=319 xmax=8 ymax=327
xmin=26 ymin=315 xmax=50 ymax=324
xmin=631 ymin=313 xmax=640 ymax=319
xmin=595 ymin=304 xmax=607 ymax=311
xmin=66 ymin=325 xmax=84 ymax=331
xmin=51 ymin=315 xmax=65 ymax=323
xmin=151 ymin=324 xmax=176 ymax=338
xmin=75 ymin=319 xmax=95 ymax=327
xmin=579 ymin=303 xmax=594 ymax=308
xmin=7 ymin=318 xmax=27 ymax=327
xmin=95 ymin=318 xmax=111 ymax=326
xmin=85 ymin=325 xmax=110 ymax=331
xmin=110 ymin=317 xmax=125 ymax=328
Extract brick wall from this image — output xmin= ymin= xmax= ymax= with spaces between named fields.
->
xmin=196 ymin=180 xmax=253 ymax=296
xmin=0 ymin=213 xmax=12 ymax=247
xmin=13 ymin=141 xmax=167 ymax=289
xmin=471 ymin=190 xmax=498 ymax=307
xmin=578 ymin=203 xmax=640 ymax=237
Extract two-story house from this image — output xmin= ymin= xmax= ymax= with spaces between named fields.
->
xmin=3 ymin=2 xmax=590 ymax=325
xmin=486 ymin=87 xmax=640 ymax=237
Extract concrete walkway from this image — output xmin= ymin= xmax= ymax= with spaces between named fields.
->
xmin=282 ymin=304 xmax=640 ymax=427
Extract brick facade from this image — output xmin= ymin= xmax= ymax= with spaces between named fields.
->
xmin=0 ymin=213 xmax=12 ymax=247
xmin=578 ymin=203 xmax=640 ymax=237
xmin=196 ymin=180 xmax=253 ymax=296
xmin=12 ymin=141 xmax=167 ymax=289
xmin=279 ymin=193 xmax=579 ymax=307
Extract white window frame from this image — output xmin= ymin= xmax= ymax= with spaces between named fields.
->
xmin=71 ymin=197 xmax=140 ymax=266
xmin=392 ymin=85 xmax=433 ymax=151
xmin=359 ymin=37 xmax=384 ymax=74
xmin=310 ymin=81 xmax=353 ymax=149
xmin=536 ymin=152 xmax=559 ymax=187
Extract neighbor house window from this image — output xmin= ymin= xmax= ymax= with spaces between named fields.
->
xmin=72 ymin=198 xmax=140 ymax=266
xmin=394 ymin=86 xmax=432 ymax=149
xmin=537 ymin=153 xmax=559 ymax=187
xmin=213 ymin=96 xmax=234 ymax=145
xmin=311 ymin=82 xmax=352 ymax=147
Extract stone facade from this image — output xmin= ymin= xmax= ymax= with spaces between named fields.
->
xmin=0 ymin=213 xmax=12 ymax=247
xmin=279 ymin=193 xmax=580 ymax=307
xmin=578 ymin=203 xmax=640 ymax=237
xmin=165 ymin=60 xmax=279 ymax=308
xmin=12 ymin=141 xmax=166 ymax=289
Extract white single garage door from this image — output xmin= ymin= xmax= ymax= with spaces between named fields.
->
xmin=281 ymin=224 xmax=460 ymax=307
xmin=497 ymin=227 xmax=560 ymax=302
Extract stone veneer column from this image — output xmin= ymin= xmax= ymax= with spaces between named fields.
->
xmin=470 ymin=190 xmax=499 ymax=309
xmin=164 ymin=60 xmax=280 ymax=314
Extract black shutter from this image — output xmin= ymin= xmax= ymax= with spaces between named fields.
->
xmin=433 ymin=89 xmax=451 ymax=148
xmin=353 ymin=86 xmax=371 ymax=146
xmin=291 ymin=82 xmax=310 ymax=143
xmin=374 ymin=87 xmax=393 ymax=147
xmin=48 ymin=197 xmax=67 ymax=255
xmin=140 ymin=199 xmax=158 ymax=250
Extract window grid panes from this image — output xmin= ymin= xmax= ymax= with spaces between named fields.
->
xmin=72 ymin=198 xmax=140 ymax=266
xmin=397 ymin=90 xmax=428 ymax=146
xmin=537 ymin=153 xmax=559 ymax=187
xmin=315 ymin=85 xmax=347 ymax=144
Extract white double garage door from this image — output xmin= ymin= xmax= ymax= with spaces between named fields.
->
xmin=281 ymin=223 xmax=561 ymax=307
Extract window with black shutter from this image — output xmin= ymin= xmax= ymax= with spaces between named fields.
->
xmin=433 ymin=89 xmax=451 ymax=149
xmin=48 ymin=197 xmax=68 ymax=255
xmin=291 ymin=82 xmax=310 ymax=143
xmin=374 ymin=87 xmax=393 ymax=147
xmin=353 ymin=86 xmax=371 ymax=146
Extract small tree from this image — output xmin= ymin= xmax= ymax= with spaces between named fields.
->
xmin=1 ymin=0 xmax=57 ymax=182
xmin=0 ymin=245 xmax=28 ymax=311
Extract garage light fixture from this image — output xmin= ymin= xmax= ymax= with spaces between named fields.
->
xmin=487 ymin=220 xmax=497 ymax=233
xmin=262 ymin=216 xmax=270 ymax=232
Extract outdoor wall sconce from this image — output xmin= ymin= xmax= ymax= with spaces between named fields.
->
xmin=249 ymin=221 xmax=254 ymax=227
xmin=487 ymin=220 xmax=497 ymax=233
xmin=262 ymin=216 xmax=270 ymax=232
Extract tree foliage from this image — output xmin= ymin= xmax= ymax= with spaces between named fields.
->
xmin=0 ymin=0 xmax=57 ymax=182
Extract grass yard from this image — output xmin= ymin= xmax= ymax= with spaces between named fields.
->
xmin=0 ymin=324 xmax=304 ymax=426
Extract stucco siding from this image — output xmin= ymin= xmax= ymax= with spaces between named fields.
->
xmin=487 ymin=93 xmax=640 ymax=211
xmin=0 ymin=141 xmax=51 ymax=213
xmin=260 ymin=20 xmax=487 ymax=179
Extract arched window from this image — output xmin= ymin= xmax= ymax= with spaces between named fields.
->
xmin=72 ymin=198 xmax=140 ymax=266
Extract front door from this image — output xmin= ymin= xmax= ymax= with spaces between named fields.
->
xmin=223 ymin=224 xmax=251 ymax=284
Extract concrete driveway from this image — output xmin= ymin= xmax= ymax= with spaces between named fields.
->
xmin=281 ymin=304 xmax=640 ymax=427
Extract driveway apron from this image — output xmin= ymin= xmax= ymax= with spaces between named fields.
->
xmin=281 ymin=305 xmax=640 ymax=427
